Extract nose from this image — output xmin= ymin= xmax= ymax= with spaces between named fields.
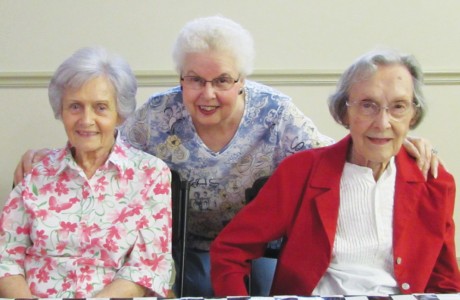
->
xmin=80 ymin=108 xmax=95 ymax=127
xmin=373 ymin=107 xmax=392 ymax=129
xmin=202 ymin=81 xmax=217 ymax=98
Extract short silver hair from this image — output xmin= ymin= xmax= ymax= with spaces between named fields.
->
xmin=328 ymin=49 xmax=426 ymax=129
xmin=172 ymin=15 xmax=255 ymax=77
xmin=48 ymin=47 xmax=137 ymax=122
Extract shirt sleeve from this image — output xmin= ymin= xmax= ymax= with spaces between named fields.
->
xmin=275 ymin=100 xmax=335 ymax=162
xmin=425 ymin=166 xmax=460 ymax=292
xmin=114 ymin=162 xmax=174 ymax=297
xmin=119 ymin=101 xmax=152 ymax=151
xmin=0 ymin=181 xmax=32 ymax=278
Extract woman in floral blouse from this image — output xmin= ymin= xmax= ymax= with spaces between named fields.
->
xmin=0 ymin=47 xmax=174 ymax=298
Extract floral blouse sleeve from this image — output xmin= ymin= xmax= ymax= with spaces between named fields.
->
xmin=114 ymin=164 xmax=173 ymax=296
xmin=0 ymin=182 xmax=32 ymax=275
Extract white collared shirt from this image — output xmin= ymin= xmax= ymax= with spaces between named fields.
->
xmin=313 ymin=158 xmax=400 ymax=296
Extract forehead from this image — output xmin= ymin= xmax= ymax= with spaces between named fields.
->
xmin=63 ymin=76 xmax=116 ymax=101
xmin=349 ymin=64 xmax=414 ymax=100
xmin=182 ymin=51 xmax=238 ymax=76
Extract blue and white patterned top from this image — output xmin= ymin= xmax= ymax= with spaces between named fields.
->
xmin=120 ymin=80 xmax=334 ymax=250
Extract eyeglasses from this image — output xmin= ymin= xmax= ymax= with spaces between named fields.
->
xmin=180 ymin=75 xmax=240 ymax=91
xmin=346 ymin=99 xmax=419 ymax=120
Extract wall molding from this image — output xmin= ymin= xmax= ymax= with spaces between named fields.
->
xmin=1 ymin=70 xmax=460 ymax=88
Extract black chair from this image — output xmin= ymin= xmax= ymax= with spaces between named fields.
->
xmin=245 ymin=175 xmax=283 ymax=295
xmin=171 ymin=169 xmax=190 ymax=297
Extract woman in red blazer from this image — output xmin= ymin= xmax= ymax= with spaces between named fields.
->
xmin=210 ymin=49 xmax=460 ymax=296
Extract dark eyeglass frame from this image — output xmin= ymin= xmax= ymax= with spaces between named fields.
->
xmin=180 ymin=75 xmax=240 ymax=91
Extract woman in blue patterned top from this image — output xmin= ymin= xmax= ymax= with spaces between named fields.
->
xmin=15 ymin=15 xmax=438 ymax=297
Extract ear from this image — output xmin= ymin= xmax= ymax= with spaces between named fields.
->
xmin=409 ymin=109 xmax=418 ymax=127
xmin=342 ymin=113 xmax=350 ymax=128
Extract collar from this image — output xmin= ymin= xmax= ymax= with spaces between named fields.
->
xmin=53 ymin=132 xmax=130 ymax=177
xmin=309 ymin=134 xmax=425 ymax=188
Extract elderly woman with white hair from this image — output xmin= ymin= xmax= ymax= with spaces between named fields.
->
xmin=0 ymin=47 xmax=174 ymax=298
xmin=211 ymin=49 xmax=460 ymax=296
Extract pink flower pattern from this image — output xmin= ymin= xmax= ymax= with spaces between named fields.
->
xmin=0 ymin=137 xmax=173 ymax=297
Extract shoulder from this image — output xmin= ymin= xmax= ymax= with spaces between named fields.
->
xmin=116 ymin=138 xmax=169 ymax=170
xmin=396 ymin=149 xmax=455 ymax=188
xmin=245 ymin=80 xmax=291 ymax=103
xmin=278 ymin=136 xmax=348 ymax=176
xmin=32 ymin=147 xmax=67 ymax=170
xmin=245 ymin=80 xmax=302 ymax=119
xmin=428 ymin=163 xmax=456 ymax=191
xmin=282 ymin=138 xmax=344 ymax=169
xmin=146 ymin=86 xmax=183 ymax=106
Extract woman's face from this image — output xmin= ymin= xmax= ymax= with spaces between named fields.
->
xmin=61 ymin=76 xmax=120 ymax=161
xmin=345 ymin=64 xmax=416 ymax=169
xmin=180 ymin=51 xmax=244 ymax=131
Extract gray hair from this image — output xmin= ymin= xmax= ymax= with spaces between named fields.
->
xmin=328 ymin=49 xmax=426 ymax=129
xmin=172 ymin=15 xmax=255 ymax=77
xmin=48 ymin=47 xmax=137 ymax=122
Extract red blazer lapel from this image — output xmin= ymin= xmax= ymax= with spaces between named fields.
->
xmin=311 ymin=136 xmax=351 ymax=251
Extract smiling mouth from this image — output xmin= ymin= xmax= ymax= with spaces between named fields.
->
xmin=199 ymin=105 xmax=218 ymax=111
xmin=368 ymin=137 xmax=391 ymax=144
xmin=77 ymin=131 xmax=98 ymax=137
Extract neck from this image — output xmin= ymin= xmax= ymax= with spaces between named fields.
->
xmin=72 ymin=147 xmax=112 ymax=179
xmin=347 ymin=147 xmax=390 ymax=181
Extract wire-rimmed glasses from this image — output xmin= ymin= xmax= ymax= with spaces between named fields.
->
xmin=180 ymin=75 xmax=240 ymax=91
xmin=346 ymin=99 xmax=419 ymax=120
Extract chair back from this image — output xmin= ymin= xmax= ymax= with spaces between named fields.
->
xmin=171 ymin=169 xmax=190 ymax=297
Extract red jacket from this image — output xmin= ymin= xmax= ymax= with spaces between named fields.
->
xmin=211 ymin=135 xmax=460 ymax=296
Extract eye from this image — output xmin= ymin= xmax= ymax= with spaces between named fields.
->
xmin=390 ymin=102 xmax=410 ymax=115
xmin=189 ymin=76 xmax=203 ymax=83
xmin=360 ymin=100 xmax=375 ymax=109
xmin=69 ymin=103 xmax=81 ymax=111
xmin=216 ymin=77 xmax=232 ymax=84
xmin=96 ymin=104 xmax=108 ymax=112
xmin=392 ymin=102 xmax=408 ymax=110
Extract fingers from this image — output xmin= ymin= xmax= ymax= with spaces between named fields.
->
xmin=13 ymin=150 xmax=37 ymax=185
xmin=404 ymin=136 xmax=433 ymax=180
xmin=430 ymin=151 xmax=439 ymax=179
xmin=13 ymin=149 xmax=50 ymax=186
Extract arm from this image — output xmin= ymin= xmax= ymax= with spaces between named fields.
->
xmin=211 ymin=159 xmax=303 ymax=296
xmin=425 ymin=168 xmax=460 ymax=292
xmin=0 ymin=185 xmax=33 ymax=297
xmin=94 ymin=278 xmax=146 ymax=297
xmin=0 ymin=275 xmax=33 ymax=298
xmin=113 ymin=163 xmax=174 ymax=297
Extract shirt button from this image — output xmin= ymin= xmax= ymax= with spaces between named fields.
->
xmin=401 ymin=283 xmax=410 ymax=290
xmin=396 ymin=257 xmax=402 ymax=264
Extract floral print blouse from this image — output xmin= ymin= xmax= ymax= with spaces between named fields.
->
xmin=0 ymin=136 xmax=173 ymax=298
xmin=121 ymin=80 xmax=334 ymax=250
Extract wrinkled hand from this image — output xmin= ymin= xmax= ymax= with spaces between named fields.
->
xmin=403 ymin=136 xmax=439 ymax=180
xmin=13 ymin=148 xmax=50 ymax=186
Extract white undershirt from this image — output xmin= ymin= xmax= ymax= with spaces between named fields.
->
xmin=312 ymin=158 xmax=400 ymax=296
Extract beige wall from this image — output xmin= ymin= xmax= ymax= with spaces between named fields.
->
xmin=1 ymin=1 xmax=460 ymax=256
